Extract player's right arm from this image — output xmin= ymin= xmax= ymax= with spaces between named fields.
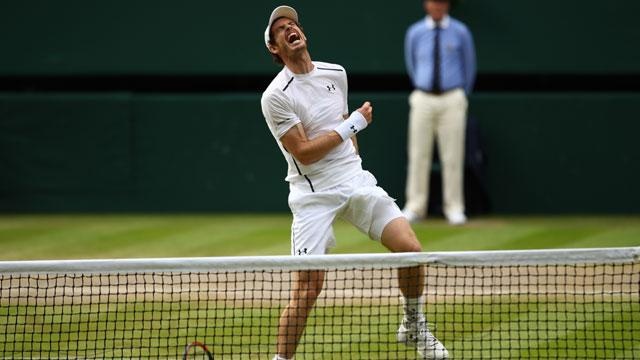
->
xmin=280 ymin=124 xmax=342 ymax=165
xmin=280 ymin=102 xmax=373 ymax=166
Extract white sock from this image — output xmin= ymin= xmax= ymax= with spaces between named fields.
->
xmin=402 ymin=295 xmax=425 ymax=319
xmin=273 ymin=355 xmax=290 ymax=360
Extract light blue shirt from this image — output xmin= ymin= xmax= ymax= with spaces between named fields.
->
xmin=405 ymin=15 xmax=476 ymax=94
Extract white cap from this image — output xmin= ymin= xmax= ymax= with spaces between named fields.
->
xmin=264 ymin=5 xmax=299 ymax=48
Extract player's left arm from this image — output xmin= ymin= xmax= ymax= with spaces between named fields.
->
xmin=340 ymin=68 xmax=361 ymax=154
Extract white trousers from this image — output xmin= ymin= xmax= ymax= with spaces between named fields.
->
xmin=404 ymin=88 xmax=468 ymax=218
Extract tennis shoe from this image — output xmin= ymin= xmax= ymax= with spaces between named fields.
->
xmin=397 ymin=315 xmax=449 ymax=359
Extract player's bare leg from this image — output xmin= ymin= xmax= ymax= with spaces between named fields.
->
xmin=381 ymin=217 xmax=424 ymax=295
xmin=381 ymin=217 xmax=448 ymax=359
xmin=275 ymin=270 xmax=325 ymax=359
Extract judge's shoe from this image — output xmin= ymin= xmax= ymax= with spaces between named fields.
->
xmin=446 ymin=211 xmax=467 ymax=226
xmin=402 ymin=209 xmax=421 ymax=224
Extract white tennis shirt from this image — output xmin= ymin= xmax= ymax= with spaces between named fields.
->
xmin=261 ymin=61 xmax=363 ymax=192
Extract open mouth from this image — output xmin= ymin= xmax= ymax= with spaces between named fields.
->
xmin=287 ymin=32 xmax=301 ymax=44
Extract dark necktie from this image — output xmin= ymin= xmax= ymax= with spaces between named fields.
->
xmin=432 ymin=23 xmax=442 ymax=93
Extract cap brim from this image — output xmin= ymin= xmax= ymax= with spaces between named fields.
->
xmin=264 ymin=6 xmax=299 ymax=48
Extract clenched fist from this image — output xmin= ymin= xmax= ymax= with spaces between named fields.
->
xmin=356 ymin=101 xmax=373 ymax=123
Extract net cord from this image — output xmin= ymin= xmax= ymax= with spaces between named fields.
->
xmin=0 ymin=247 xmax=638 ymax=275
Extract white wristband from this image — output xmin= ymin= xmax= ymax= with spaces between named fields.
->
xmin=334 ymin=111 xmax=368 ymax=141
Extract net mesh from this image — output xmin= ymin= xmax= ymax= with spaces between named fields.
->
xmin=1 ymin=248 xmax=639 ymax=359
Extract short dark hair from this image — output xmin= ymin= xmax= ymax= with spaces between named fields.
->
xmin=268 ymin=35 xmax=284 ymax=66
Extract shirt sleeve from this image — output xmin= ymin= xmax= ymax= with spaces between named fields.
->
xmin=261 ymin=91 xmax=300 ymax=139
xmin=460 ymin=25 xmax=477 ymax=94
xmin=404 ymin=27 xmax=416 ymax=83
xmin=341 ymin=66 xmax=349 ymax=115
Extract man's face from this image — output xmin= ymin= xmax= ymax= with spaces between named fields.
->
xmin=425 ymin=0 xmax=449 ymax=21
xmin=268 ymin=17 xmax=307 ymax=59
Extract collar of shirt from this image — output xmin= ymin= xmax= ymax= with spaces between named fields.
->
xmin=284 ymin=63 xmax=318 ymax=79
xmin=425 ymin=15 xmax=451 ymax=29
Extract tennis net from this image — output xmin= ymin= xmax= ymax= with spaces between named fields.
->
xmin=1 ymin=247 xmax=639 ymax=359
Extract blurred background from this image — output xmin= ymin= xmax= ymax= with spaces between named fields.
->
xmin=1 ymin=0 xmax=639 ymax=216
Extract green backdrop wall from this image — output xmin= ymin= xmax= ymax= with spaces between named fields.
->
xmin=2 ymin=93 xmax=639 ymax=213
xmin=1 ymin=0 xmax=639 ymax=213
xmin=1 ymin=0 xmax=639 ymax=75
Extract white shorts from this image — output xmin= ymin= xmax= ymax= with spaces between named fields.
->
xmin=287 ymin=170 xmax=403 ymax=255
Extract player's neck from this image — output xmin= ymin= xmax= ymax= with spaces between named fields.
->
xmin=284 ymin=52 xmax=314 ymax=75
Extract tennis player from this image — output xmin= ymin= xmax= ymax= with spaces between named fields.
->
xmin=261 ymin=5 xmax=448 ymax=360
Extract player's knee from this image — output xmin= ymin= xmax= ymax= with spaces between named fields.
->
xmin=397 ymin=225 xmax=422 ymax=252
xmin=400 ymin=237 xmax=422 ymax=253
xmin=385 ymin=229 xmax=422 ymax=253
